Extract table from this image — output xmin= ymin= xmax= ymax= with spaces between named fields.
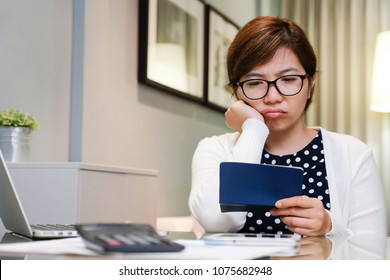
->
xmin=0 ymin=228 xmax=387 ymax=260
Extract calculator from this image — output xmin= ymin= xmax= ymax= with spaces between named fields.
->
xmin=75 ymin=223 xmax=185 ymax=253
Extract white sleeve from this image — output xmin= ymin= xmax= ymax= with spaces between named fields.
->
xmin=188 ymin=119 xmax=269 ymax=232
xmin=327 ymin=144 xmax=387 ymax=239
xmin=346 ymin=149 xmax=387 ymax=237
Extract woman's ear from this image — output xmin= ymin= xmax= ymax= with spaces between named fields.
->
xmin=308 ymin=72 xmax=317 ymax=99
xmin=311 ymin=72 xmax=317 ymax=87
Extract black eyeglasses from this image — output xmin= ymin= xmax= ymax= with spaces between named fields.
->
xmin=237 ymin=74 xmax=308 ymax=100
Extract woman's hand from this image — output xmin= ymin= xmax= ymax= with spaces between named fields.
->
xmin=270 ymin=195 xmax=332 ymax=236
xmin=225 ymin=100 xmax=264 ymax=132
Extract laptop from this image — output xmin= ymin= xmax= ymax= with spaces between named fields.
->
xmin=0 ymin=149 xmax=78 ymax=239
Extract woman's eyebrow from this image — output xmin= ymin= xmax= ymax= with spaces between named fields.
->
xmin=244 ymin=72 xmax=265 ymax=79
xmin=277 ymin=67 xmax=301 ymax=75
xmin=243 ymin=67 xmax=301 ymax=79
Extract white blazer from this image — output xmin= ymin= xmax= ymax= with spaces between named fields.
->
xmin=189 ymin=119 xmax=387 ymax=240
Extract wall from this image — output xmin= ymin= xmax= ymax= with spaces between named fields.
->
xmin=80 ymin=0 xmax=258 ymax=216
xmin=1 ymin=0 xmax=258 ymax=218
xmin=0 ymin=0 xmax=72 ymax=161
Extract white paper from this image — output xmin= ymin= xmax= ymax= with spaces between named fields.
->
xmin=0 ymin=237 xmax=291 ymax=259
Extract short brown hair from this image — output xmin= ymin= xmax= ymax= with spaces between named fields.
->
xmin=226 ymin=16 xmax=317 ymax=110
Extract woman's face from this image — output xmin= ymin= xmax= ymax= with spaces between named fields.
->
xmin=236 ymin=47 xmax=315 ymax=133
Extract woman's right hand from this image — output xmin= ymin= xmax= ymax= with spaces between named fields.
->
xmin=225 ymin=100 xmax=264 ymax=132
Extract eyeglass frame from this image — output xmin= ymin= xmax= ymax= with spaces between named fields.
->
xmin=236 ymin=74 xmax=308 ymax=100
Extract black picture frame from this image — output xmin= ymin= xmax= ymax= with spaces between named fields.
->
xmin=138 ymin=0 xmax=205 ymax=103
xmin=204 ymin=5 xmax=240 ymax=112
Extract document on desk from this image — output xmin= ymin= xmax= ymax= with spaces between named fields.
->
xmin=0 ymin=237 xmax=290 ymax=259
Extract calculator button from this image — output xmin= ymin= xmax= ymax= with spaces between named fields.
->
xmin=142 ymin=235 xmax=160 ymax=244
xmin=129 ymin=235 xmax=150 ymax=245
xmin=114 ymin=234 xmax=137 ymax=245
xmin=106 ymin=239 xmax=122 ymax=247
xmin=96 ymin=234 xmax=121 ymax=247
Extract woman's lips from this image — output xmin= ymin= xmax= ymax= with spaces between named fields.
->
xmin=260 ymin=109 xmax=286 ymax=118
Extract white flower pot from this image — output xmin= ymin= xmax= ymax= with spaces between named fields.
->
xmin=0 ymin=126 xmax=31 ymax=162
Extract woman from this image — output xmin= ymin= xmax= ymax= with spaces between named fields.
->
xmin=189 ymin=16 xmax=387 ymax=237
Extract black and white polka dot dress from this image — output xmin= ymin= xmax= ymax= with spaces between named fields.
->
xmin=238 ymin=130 xmax=331 ymax=234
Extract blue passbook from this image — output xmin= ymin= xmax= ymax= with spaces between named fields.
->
xmin=219 ymin=162 xmax=304 ymax=212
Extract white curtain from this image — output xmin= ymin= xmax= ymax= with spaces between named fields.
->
xmin=260 ymin=0 xmax=390 ymax=234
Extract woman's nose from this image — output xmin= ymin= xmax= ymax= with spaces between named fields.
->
xmin=263 ymin=84 xmax=283 ymax=103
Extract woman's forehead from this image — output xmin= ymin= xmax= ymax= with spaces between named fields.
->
xmin=244 ymin=48 xmax=304 ymax=78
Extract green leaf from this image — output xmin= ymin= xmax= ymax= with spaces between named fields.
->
xmin=0 ymin=109 xmax=39 ymax=130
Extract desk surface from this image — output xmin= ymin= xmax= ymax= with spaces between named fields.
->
xmin=0 ymin=228 xmax=388 ymax=260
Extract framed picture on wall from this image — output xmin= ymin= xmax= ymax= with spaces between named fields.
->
xmin=204 ymin=5 xmax=240 ymax=112
xmin=138 ymin=0 xmax=205 ymax=102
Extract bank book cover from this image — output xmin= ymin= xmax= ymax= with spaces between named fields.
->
xmin=219 ymin=162 xmax=304 ymax=212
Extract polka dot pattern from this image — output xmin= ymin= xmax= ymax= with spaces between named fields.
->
xmin=238 ymin=130 xmax=331 ymax=234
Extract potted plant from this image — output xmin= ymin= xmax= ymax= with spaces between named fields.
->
xmin=0 ymin=109 xmax=39 ymax=162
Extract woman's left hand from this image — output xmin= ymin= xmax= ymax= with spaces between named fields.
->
xmin=270 ymin=195 xmax=331 ymax=236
